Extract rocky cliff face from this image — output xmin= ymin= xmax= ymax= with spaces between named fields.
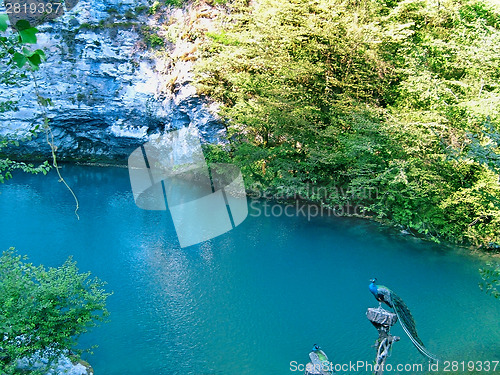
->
xmin=0 ymin=0 xmax=225 ymax=164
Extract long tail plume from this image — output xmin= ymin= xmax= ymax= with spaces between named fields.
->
xmin=390 ymin=292 xmax=439 ymax=362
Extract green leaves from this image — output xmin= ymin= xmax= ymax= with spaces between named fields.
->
xmin=12 ymin=47 xmax=46 ymax=70
xmin=0 ymin=13 xmax=9 ymax=32
xmin=37 ymin=94 xmax=53 ymax=107
xmin=26 ymin=49 xmax=46 ymax=69
xmin=479 ymin=262 xmax=500 ymax=299
xmin=16 ymin=19 xmax=38 ymax=44
xmin=0 ymin=17 xmax=45 ymax=70
xmin=12 ymin=51 xmax=26 ymax=68
xmin=0 ymin=249 xmax=111 ymax=373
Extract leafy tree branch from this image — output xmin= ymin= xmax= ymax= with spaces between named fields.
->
xmin=0 ymin=248 xmax=111 ymax=374
xmin=0 ymin=13 xmax=79 ymax=218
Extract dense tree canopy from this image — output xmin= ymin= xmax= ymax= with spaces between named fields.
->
xmin=194 ymin=0 xmax=500 ymax=248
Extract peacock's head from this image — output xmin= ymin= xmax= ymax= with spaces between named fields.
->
xmin=370 ymin=278 xmax=377 ymax=284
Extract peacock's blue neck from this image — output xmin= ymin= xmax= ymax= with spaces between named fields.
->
xmin=369 ymin=282 xmax=378 ymax=295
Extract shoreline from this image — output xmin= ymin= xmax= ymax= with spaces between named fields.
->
xmin=11 ymin=159 xmax=498 ymax=258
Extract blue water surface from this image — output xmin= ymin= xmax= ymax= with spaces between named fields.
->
xmin=0 ymin=165 xmax=498 ymax=375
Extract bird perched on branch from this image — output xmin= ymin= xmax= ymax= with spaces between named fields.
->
xmin=369 ymin=278 xmax=439 ymax=362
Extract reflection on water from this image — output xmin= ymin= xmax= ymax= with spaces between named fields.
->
xmin=0 ymin=165 xmax=499 ymax=375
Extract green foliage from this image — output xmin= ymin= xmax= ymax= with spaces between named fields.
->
xmin=467 ymin=119 xmax=500 ymax=176
xmin=140 ymin=25 xmax=165 ymax=48
xmin=147 ymin=0 xmax=185 ymax=15
xmin=0 ymin=16 xmax=45 ymax=86
xmin=135 ymin=5 xmax=148 ymax=13
xmin=165 ymin=0 xmax=186 ymax=6
xmin=0 ymin=100 xmax=18 ymax=112
xmin=203 ymin=0 xmax=228 ymax=5
xmin=0 ymin=15 xmax=51 ymax=184
xmin=0 ymin=249 xmax=111 ymax=374
xmin=202 ymin=144 xmax=233 ymax=165
xmin=106 ymin=7 xmax=119 ymax=15
xmin=205 ymin=32 xmax=240 ymax=46
xmin=124 ymin=9 xmax=137 ymax=19
xmin=78 ymin=20 xmax=136 ymax=31
xmin=194 ymin=0 xmax=500 ymax=248
xmin=0 ymin=159 xmax=50 ymax=183
xmin=148 ymin=1 xmax=162 ymax=15
xmin=148 ymin=33 xmax=165 ymax=48
xmin=0 ymin=14 xmax=9 ymax=32
xmin=479 ymin=262 xmax=500 ymax=299
xmin=3 ymin=19 xmax=45 ymax=70
xmin=459 ymin=1 xmax=500 ymax=28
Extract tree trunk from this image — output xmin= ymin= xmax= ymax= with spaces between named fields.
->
xmin=366 ymin=307 xmax=400 ymax=375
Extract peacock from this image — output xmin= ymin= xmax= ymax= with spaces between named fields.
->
xmin=369 ymin=278 xmax=439 ymax=362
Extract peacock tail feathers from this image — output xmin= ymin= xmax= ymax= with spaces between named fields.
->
xmin=389 ymin=291 xmax=423 ymax=346
xmin=389 ymin=290 xmax=439 ymax=362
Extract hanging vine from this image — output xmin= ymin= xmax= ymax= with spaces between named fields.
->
xmin=0 ymin=14 xmax=80 ymax=219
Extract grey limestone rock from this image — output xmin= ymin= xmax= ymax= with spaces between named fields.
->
xmin=0 ymin=0 xmax=224 ymax=164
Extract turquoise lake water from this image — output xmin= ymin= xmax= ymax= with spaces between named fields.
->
xmin=0 ymin=165 xmax=499 ymax=375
